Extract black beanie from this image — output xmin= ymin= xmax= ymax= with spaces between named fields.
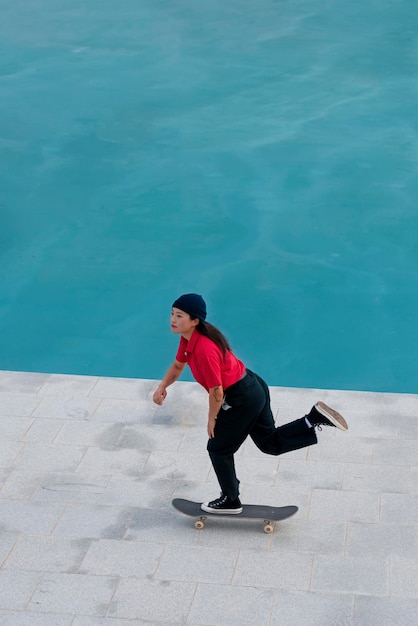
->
xmin=172 ymin=293 xmax=207 ymax=321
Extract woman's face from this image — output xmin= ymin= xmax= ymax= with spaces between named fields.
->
xmin=171 ymin=307 xmax=199 ymax=338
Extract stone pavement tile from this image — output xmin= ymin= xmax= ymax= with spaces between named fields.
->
xmin=187 ymin=583 xmax=275 ymax=626
xmin=54 ymin=421 xmax=116 ymax=446
xmin=389 ymin=557 xmax=418 ymax=598
xmin=0 ymin=533 xmax=19 ymax=567
xmin=343 ymin=463 xmax=412 ymax=494
xmin=311 ymin=555 xmax=388 ymax=596
xmin=89 ymin=377 xmax=153 ymax=400
xmin=381 ymin=392 xmax=418 ymax=416
xmin=108 ymin=578 xmax=196 ymax=622
xmin=233 ymin=454 xmax=280 ymax=486
xmin=353 ymin=596 xmax=418 ymax=626
xmin=276 ymin=459 xmax=345 ymax=490
xmin=32 ymin=473 xmax=111 ymax=504
xmin=270 ymin=590 xmax=354 ymax=626
xmin=70 ymin=421 xmax=184 ymax=453
xmin=3 ymin=535 xmax=90 ymax=573
xmin=0 ymin=442 xmax=24 ymax=468
xmin=372 ymin=439 xmax=417 ymax=466
xmin=75 ymin=447 xmax=149 ymax=477
xmin=32 ymin=395 xmax=101 ymax=420
xmin=233 ymin=550 xmax=313 ymax=591
xmin=307 ymin=436 xmax=373 ymax=464
xmin=0 ymin=393 xmax=41 ymax=417
xmin=0 ymin=611 xmax=73 ymax=626
xmin=144 ymin=450 xmax=211 ymax=483
xmin=91 ymin=399 xmax=153 ymax=423
xmin=0 ymin=571 xmax=41 ymax=610
xmin=0 ymin=470 xmax=45 ymax=500
xmin=156 ymin=544 xmax=238 ymax=584
xmin=310 ymin=489 xmax=380 ymax=523
xmin=53 ymin=504 xmax=133 ymax=540
xmin=72 ymin=618 xmax=153 ymax=626
xmin=398 ymin=414 xmax=418 ymax=439
xmin=124 ymin=507 xmax=201 ymax=546
xmin=80 ymin=538 xmax=163 ymax=578
xmin=0 ymin=371 xmax=49 ymax=393
xmin=39 ymin=374 xmax=98 ymax=397
xmin=28 ymin=573 xmax=118 ymax=616
xmin=98 ymin=475 xmax=174 ymax=508
xmin=412 ymin=467 xmax=418 ymax=495
xmin=346 ymin=522 xmax=418 ymax=559
xmin=271 ymin=519 xmax=346 ymax=555
xmin=22 ymin=418 xmax=65 ymax=443
xmin=13 ymin=443 xmax=86 ymax=472
xmin=0 ymin=501 xmax=64 ymax=534
xmin=380 ymin=493 xmax=418 ymax=525
xmin=0 ymin=417 xmax=32 ymax=441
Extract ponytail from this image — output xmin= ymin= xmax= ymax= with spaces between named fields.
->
xmin=195 ymin=320 xmax=231 ymax=357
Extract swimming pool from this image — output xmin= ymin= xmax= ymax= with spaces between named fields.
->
xmin=1 ymin=0 xmax=417 ymax=393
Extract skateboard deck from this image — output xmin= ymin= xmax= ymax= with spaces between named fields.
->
xmin=172 ymin=498 xmax=298 ymax=533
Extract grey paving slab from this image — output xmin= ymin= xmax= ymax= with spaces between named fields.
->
xmin=156 ymin=544 xmax=238 ymax=584
xmin=3 ymin=535 xmax=90 ymax=573
xmin=380 ymin=493 xmax=418 ymax=525
xmin=0 ymin=392 xmax=41 ymax=417
xmin=32 ymin=472 xmax=111 ymax=504
xmin=32 ymin=395 xmax=101 ymax=420
xmin=346 ymin=522 xmax=418 ymax=559
xmin=309 ymin=488 xmax=380 ymax=523
xmin=233 ymin=549 xmax=313 ymax=591
xmin=0 ymin=611 xmax=73 ymax=626
xmin=79 ymin=538 xmax=164 ymax=578
xmin=343 ymin=462 xmax=412 ymax=493
xmin=72 ymin=618 xmax=154 ymax=626
xmin=187 ymin=583 xmax=275 ymax=626
xmin=0 ymin=570 xmax=41 ymax=610
xmin=353 ymin=596 xmax=418 ymax=626
xmin=311 ymin=555 xmax=388 ymax=596
xmin=0 ymin=500 xmax=65 ymax=534
xmin=270 ymin=590 xmax=354 ymax=626
xmin=28 ymin=573 xmax=118 ymax=616
xmin=109 ymin=578 xmax=196 ymax=622
xmin=389 ymin=557 xmax=418 ymax=598
xmin=0 ymin=417 xmax=32 ymax=442
xmin=13 ymin=443 xmax=86 ymax=472
xmin=0 ymin=370 xmax=417 ymax=625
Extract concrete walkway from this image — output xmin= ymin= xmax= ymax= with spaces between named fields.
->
xmin=0 ymin=370 xmax=417 ymax=625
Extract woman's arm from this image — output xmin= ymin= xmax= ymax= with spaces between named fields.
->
xmin=152 ymin=360 xmax=186 ymax=405
xmin=207 ymin=385 xmax=223 ymax=438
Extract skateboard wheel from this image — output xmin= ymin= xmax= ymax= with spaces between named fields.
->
xmin=264 ymin=523 xmax=274 ymax=534
xmin=195 ymin=520 xmax=205 ymax=530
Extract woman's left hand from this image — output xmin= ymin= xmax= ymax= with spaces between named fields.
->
xmin=207 ymin=415 xmax=217 ymax=439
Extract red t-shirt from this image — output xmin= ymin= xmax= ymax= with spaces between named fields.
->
xmin=175 ymin=330 xmax=246 ymax=392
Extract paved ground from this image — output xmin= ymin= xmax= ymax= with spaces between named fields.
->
xmin=0 ymin=370 xmax=417 ymax=625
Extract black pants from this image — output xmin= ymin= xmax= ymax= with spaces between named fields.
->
xmin=207 ymin=370 xmax=318 ymax=500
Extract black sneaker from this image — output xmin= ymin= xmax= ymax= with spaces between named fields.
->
xmin=201 ymin=494 xmax=243 ymax=514
xmin=308 ymin=401 xmax=348 ymax=431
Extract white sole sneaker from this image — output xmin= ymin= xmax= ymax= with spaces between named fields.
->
xmin=201 ymin=502 xmax=243 ymax=514
xmin=316 ymin=402 xmax=348 ymax=431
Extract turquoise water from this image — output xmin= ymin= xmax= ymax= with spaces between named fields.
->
xmin=1 ymin=0 xmax=418 ymax=393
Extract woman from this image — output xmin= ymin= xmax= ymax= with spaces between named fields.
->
xmin=153 ymin=293 xmax=348 ymax=514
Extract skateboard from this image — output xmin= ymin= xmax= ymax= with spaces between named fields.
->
xmin=172 ymin=498 xmax=298 ymax=533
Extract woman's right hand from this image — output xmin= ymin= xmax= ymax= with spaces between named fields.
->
xmin=153 ymin=386 xmax=167 ymax=405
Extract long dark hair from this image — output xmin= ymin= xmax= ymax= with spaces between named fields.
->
xmin=195 ymin=320 xmax=231 ymax=357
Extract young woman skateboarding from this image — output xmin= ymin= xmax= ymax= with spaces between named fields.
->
xmin=153 ymin=293 xmax=348 ymax=514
